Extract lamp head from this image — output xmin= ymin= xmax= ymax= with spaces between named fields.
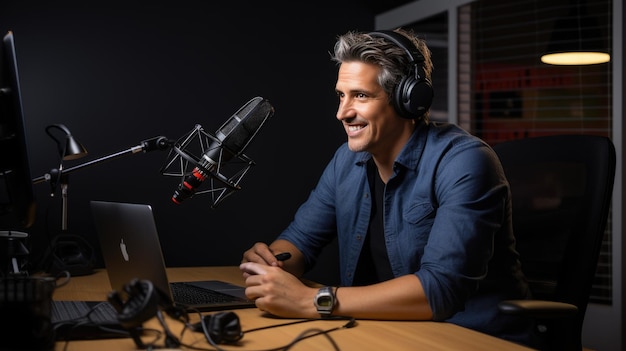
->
xmin=63 ymin=134 xmax=88 ymax=160
xmin=541 ymin=1 xmax=610 ymax=65
xmin=45 ymin=124 xmax=88 ymax=160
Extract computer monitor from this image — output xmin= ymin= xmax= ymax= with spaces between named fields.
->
xmin=0 ymin=31 xmax=36 ymax=231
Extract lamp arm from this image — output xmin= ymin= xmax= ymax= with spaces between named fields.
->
xmin=32 ymin=136 xmax=172 ymax=185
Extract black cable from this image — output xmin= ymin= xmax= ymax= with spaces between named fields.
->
xmin=283 ymin=328 xmax=341 ymax=351
xmin=249 ymin=317 xmax=356 ymax=351
xmin=242 ymin=318 xmax=317 ymax=333
xmin=81 ymin=304 xmax=357 ymax=351
xmin=275 ymin=318 xmax=356 ymax=351
xmin=177 ymin=312 xmax=356 ymax=351
xmin=156 ymin=310 xmax=182 ymax=348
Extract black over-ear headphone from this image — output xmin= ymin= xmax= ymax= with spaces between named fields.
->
xmin=369 ymin=30 xmax=434 ymax=119
xmin=108 ymin=279 xmax=163 ymax=329
xmin=194 ymin=311 xmax=243 ymax=345
xmin=108 ymin=279 xmax=242 ymax=348
xmin=108 ymin=279 xmax=189 ymax=348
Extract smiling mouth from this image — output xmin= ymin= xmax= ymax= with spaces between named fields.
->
xmin=348 ymin=125 xmax=365 ymax=132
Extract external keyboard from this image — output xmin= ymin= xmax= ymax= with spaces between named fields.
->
xmin=52 ymin=300 xmax=119 ymax=324
xmin=51 ymin=300 xmax=128 ymax=340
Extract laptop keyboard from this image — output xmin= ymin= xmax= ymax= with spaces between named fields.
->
xmin=170 ymin=282 xmax=248 ymax=305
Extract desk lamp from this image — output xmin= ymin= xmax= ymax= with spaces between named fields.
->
xmin=33 ymin=125 xmax=173 ymax=276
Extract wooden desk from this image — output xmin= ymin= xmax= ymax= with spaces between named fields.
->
xmin=52 ymin=267 xmax=536 ymax=351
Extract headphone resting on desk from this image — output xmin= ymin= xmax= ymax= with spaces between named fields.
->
xmin=191 ymin=312 xmax=244 ymax=344
xmin=107 ymin=278 xmax=186 ymax=328
xmin=108 ymin=278 xmax=354 ymax=350
xmin=107 ymin=278 xmax=242 ymax=347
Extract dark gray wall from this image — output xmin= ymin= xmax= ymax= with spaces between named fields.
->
xmin=1 ymin=0 xmax=379 ymax=285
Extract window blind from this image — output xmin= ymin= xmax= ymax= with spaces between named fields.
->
xmin=461 ymin=0 xmax=613 ymax=304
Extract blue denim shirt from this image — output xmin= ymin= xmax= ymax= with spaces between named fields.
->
xmin=277 ymin=122 xmax=531 ymax=342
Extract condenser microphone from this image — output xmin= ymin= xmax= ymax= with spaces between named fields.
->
xmin=171 ymin=96 xmax=274 ymax=204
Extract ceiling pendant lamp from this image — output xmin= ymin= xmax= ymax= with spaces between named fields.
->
xmin=541 ymin=0 xmax=610 ymax=65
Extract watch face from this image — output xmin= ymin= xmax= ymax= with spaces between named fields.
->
xmin=317 ymin=296 xmax=333 ymax=307
xmin=316 ymin=286 xmax=335 ymax=314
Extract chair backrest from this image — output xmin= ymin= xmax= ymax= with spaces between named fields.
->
xmin=492 ymin=134 xmax=616 ymax=350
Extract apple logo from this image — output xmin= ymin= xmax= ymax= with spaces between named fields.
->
xmin=119 ymin=238 xmax=129 ymax=261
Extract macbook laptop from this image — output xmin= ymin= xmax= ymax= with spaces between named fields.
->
xmin=89 ymin=200 xmax=256 ymax=312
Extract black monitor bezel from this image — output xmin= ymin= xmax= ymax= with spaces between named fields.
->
xmin=0 ymin=31 xmax=36 ymax=230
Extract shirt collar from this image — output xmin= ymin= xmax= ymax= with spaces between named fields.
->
xmin=355 ymin=121 xmax=428 ymax=171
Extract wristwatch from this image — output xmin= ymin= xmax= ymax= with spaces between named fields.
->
xmin=314 ymin=286 xmax=336 ymax=317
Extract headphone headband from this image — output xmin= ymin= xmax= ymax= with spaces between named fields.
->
xmin=368 ymin=30 xmax=433 ymax=119
xmin=369 ymin=30 xmax=425 ymax=65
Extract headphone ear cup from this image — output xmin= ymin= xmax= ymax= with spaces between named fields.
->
xmin=207 ymin=311 xmax=243 ymax=344
xmin=395 ymin=65 xmax=433 ymax=119
xmin=111 ymin=279 xmax=159 ymax=329
xmin=368 ymin=30 xmax=434 ymax=119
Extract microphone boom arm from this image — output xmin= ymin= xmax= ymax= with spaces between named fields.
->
xmin=32 ymin=136 xmax=172 ymax=185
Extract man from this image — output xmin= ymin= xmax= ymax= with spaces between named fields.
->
xmin=240 ymin=28 xmax=535 ymax=347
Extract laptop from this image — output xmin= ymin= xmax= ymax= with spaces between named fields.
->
xmin=89 ymin=200 xmax=256 ymax=312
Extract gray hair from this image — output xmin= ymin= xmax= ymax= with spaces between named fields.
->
xmin=330 ymin=28 xmax=433 ymax=121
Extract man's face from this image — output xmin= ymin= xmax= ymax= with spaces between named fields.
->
xmin=335 ymin=61 xmax=408 ymax=157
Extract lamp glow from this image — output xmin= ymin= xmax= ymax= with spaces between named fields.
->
xmin=541 ymin=51 xmax=610 ymax=65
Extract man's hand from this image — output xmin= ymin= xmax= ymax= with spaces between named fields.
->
xmin=241 ymin=242 xmax=284 ymax=273
xmin=239 ymin=262 xmax=318 ymax=318
xmin=241 ymin=240 xmax=302 ymax=278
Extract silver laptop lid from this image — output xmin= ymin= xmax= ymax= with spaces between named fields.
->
xmin=90 ymin=200 xmax=173 ymax=299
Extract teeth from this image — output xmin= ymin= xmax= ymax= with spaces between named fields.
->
xmin=348 ymin=125 xmax=364 ymax=131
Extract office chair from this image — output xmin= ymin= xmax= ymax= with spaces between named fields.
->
xmin=492 ymin=134 xmax=616 ymax=351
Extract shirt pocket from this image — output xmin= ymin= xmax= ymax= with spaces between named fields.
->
xmin=403 ymin=202 xmax=435 ymax=225
xmin=403 ymin=202 xmax=436 ymax=242
xmin=400 ymin=202 xmax=436 ymax=267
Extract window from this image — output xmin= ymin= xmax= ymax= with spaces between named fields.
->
xmin=465 ymin=0 xmax=613 ymax=304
